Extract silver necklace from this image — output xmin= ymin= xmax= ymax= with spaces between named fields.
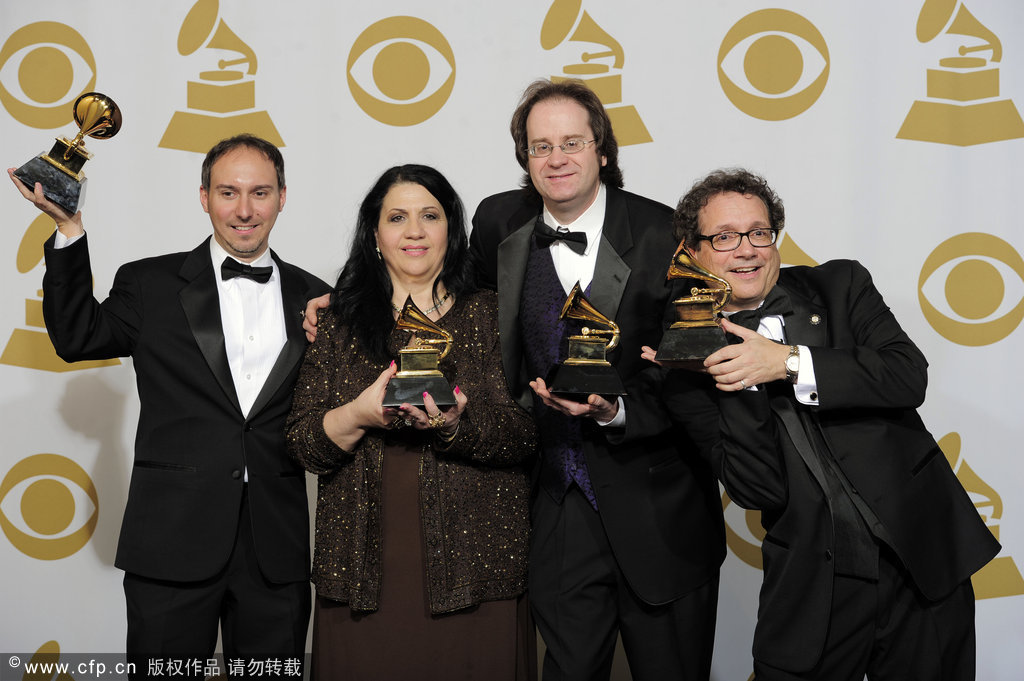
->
xmin=391 ymin=291 xmax=451 ymax=315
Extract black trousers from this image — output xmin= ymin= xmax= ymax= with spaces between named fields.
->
xmin=529 ymin=485 xmax=718 ymax=681
xmin=755 ymin=545 xmax=977 ymax=681
xmin=123 ymin=489 xmax=310 ymax=679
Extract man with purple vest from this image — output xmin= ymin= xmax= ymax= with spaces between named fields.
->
xmin=469 ymin=79 xmax=725 ymax=681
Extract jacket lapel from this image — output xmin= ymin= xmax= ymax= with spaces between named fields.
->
xmin=588 ymin=187 xmax=631 ymax=322
xmin=179 ymin=238 xmax=241 ymax=414
xmin=497 ymin=215 xmax=535 ymax=410
xmin=776 ymin=275 xmax=828 ymax=349
xmin=767 ymin=275 xmax=830 ymax=491
xmin=247 ymin=252 xmax=311 ymax=417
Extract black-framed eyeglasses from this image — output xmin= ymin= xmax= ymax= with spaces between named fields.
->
xmin=526 ymin=138 xmax=596 ymax=158
xmin=696 ymin=228 xmax=778 ymax=252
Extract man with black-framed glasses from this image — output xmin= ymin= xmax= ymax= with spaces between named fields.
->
xmin=659 ymin=167 xmax=998 ymax=681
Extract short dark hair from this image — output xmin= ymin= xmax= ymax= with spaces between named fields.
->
xmin=201 ymin=134 xmax=285 ymax=191
xmin=331 ymin=164 xmax=477 ymax=362
xmin=509 ymin=79 xmax=624 ymax=197
xmin=673 ymin=168 xmax=785 ymax=251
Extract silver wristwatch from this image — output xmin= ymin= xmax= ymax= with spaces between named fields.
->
xmin=785 ymin=345 xmax=800 ymax=383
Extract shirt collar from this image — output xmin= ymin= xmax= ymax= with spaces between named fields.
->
xmin=542 ymin=183 xmax=606 ymax=256
xmin=209 ymin=238 xmax=276 ymax=275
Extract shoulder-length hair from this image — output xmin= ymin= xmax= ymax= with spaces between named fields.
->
xmin=509 ymin=78 xmax=624 ymax=199
xmin=330 ymin=164 xmax=477 ymax=362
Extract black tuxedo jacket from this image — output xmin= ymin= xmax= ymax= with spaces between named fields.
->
xmin=470 ymin=187 xmax=725 ymax=605
xmin=43 ymin=234 xmax=329 ymax=584
xmin=669 ymin=259 xmax=1000 ymax=671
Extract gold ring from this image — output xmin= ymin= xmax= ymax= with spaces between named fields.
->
xmin=428 ymin=412 xmax=446 ymax=429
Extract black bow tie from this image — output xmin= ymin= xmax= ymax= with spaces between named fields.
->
xmin=534 ymin=218 xmax=588 ymax=255
xmin=221 ymin=257 xmax=273 ymax=284
xmin=728 ymin=286 xmax=793 ymax=331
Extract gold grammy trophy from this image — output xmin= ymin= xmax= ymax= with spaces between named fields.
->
xmin=382 ymin=297 xmax=457 ymax=408
xmin=541 ymin=0 xmax=652 ymax=146
xmin=12 ymin=92 xmax=121 ymax=216
xmin=655 ymin=248 xmax=733 ymax=369
xmin=897 ymin=0 xmax=1024 ymax=145
xmin=549 ymin=282 xmax=626 ymax=398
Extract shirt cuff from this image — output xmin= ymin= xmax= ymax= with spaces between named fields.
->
xmin=53 ymin=230 xmax=84 ymax=249
xmin=793 ymin=345 xmax=819 ymax=405
xmin=595 ymin=396 xmax=626 ymax=428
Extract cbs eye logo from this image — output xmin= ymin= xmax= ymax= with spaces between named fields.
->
xmin=919 ymin=233 xmax=1024 ymax=346
xmin=347 ymin=16 xmax=455 ymax=127
xmin=0 ymin=454 xmax=99 ymax=560
xmin=718 ymin=9 xmax=829 ymax=121
xmin=0 ymin=22 xmax=97 ymax=128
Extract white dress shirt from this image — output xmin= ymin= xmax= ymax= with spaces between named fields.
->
xmin=210 ymin=239 xmax=287 ymax=418
xmin=540 ymin=185 xmax=625 ymax=426
xmin=542 ymin=184 xmax=607 ymax=294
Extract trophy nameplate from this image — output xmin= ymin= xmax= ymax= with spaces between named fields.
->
xmin=655 ymin=247 xmax=733 ymax=370
xmin=13 ymin=92 xmax=122 ymax=216
xmin=549 ymin=282 xmax=626 ymax=400
xmin=382 ymin=297 xmax=457 ymax=408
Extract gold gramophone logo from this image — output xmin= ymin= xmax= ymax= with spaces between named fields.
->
xmin=0 ymin=22 xmax=97 ymax=129
xmin=159 ymin=0 xmax=283 ymax=152
xmin=0 ymin=454 xmax=99 ymax=560
xmin=918 ymin=233 xmax=1024 ymax=346
xmin=717 ymin=9 xmax=830 ymax=121
xmin=346 ymin=16 xmax=456 ymax=127
xmin=722 ymin=491 xmax=766 ymax=570
xmin=19 ymin=641 xmax=76 ymax=681
xmin=540 ymin=0 xmax=651 ymax=146
xmin=939 ymin=433 xmax=1024 ymax=599
xmin=1 ymin=216 xmax=119 ymax=372
xmin=898 ymin=0 xmax=1024 ymax=145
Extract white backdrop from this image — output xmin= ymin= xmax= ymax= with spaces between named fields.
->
xmin=1 ymin=1 xmax=1022 ymax=679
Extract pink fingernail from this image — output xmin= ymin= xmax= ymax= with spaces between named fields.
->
xmin=423 ymin=391 xmax=428 ymax=398
xmin=454 ymin=385 xmax=461 ymax=394
xmin=390 ymin=360 xmax=395 ymax=368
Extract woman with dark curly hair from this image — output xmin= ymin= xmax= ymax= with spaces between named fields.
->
xmin=286 ymin=164 xmax=536 ymax=680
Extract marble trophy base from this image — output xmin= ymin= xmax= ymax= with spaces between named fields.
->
xmin=655 ymin=325 xmax=728 ymax=370
xmin=14 ymin=155 xmax=87 ymax=216
xmin=383 ymin=375 xmax=456 ymax=408
xmin=549 ymin=363 xmax=626 ymax=402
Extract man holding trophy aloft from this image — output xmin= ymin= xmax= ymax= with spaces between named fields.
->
xmin=9 ymin=131 xmax=328 ymax=674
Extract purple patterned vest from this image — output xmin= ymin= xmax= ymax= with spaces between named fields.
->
xmin=520 ymin=236 xmax=598 ymax=510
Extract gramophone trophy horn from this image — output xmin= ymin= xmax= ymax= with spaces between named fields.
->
xmin=382 ymin=296 xmax=457 ymax=408
xmin=654 ymin=246 xmax=733 ymax=370
xmin=13 ymin=92 xmax=121 ymax=216
xmin=916 ymin=0 xmax=1000 ymax=62
xmin=548 ymin=282 xmax=626 ymax=399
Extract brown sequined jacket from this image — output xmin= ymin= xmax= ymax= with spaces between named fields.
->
xmin=286 ymin=289 xmax=536 ymax=614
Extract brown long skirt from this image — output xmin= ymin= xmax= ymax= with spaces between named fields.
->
xmin=311 ymin=442 xmax=536 ymax=681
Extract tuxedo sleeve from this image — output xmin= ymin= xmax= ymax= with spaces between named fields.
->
xmin=808 ymin=261 xmax=928 ymax=411
xmin=42 ymin=233 xmax=140 ymax=361
xmin=664 ymin=370 xmax=788 ymax=511
xmin=469 ymin=199 xmax=500 ymax=291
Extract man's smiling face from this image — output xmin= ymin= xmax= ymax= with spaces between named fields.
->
xmin=689 ymin=191 xmax=780 ymax=312
xmin=200 ymin=146 xmax=285 ymax=262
